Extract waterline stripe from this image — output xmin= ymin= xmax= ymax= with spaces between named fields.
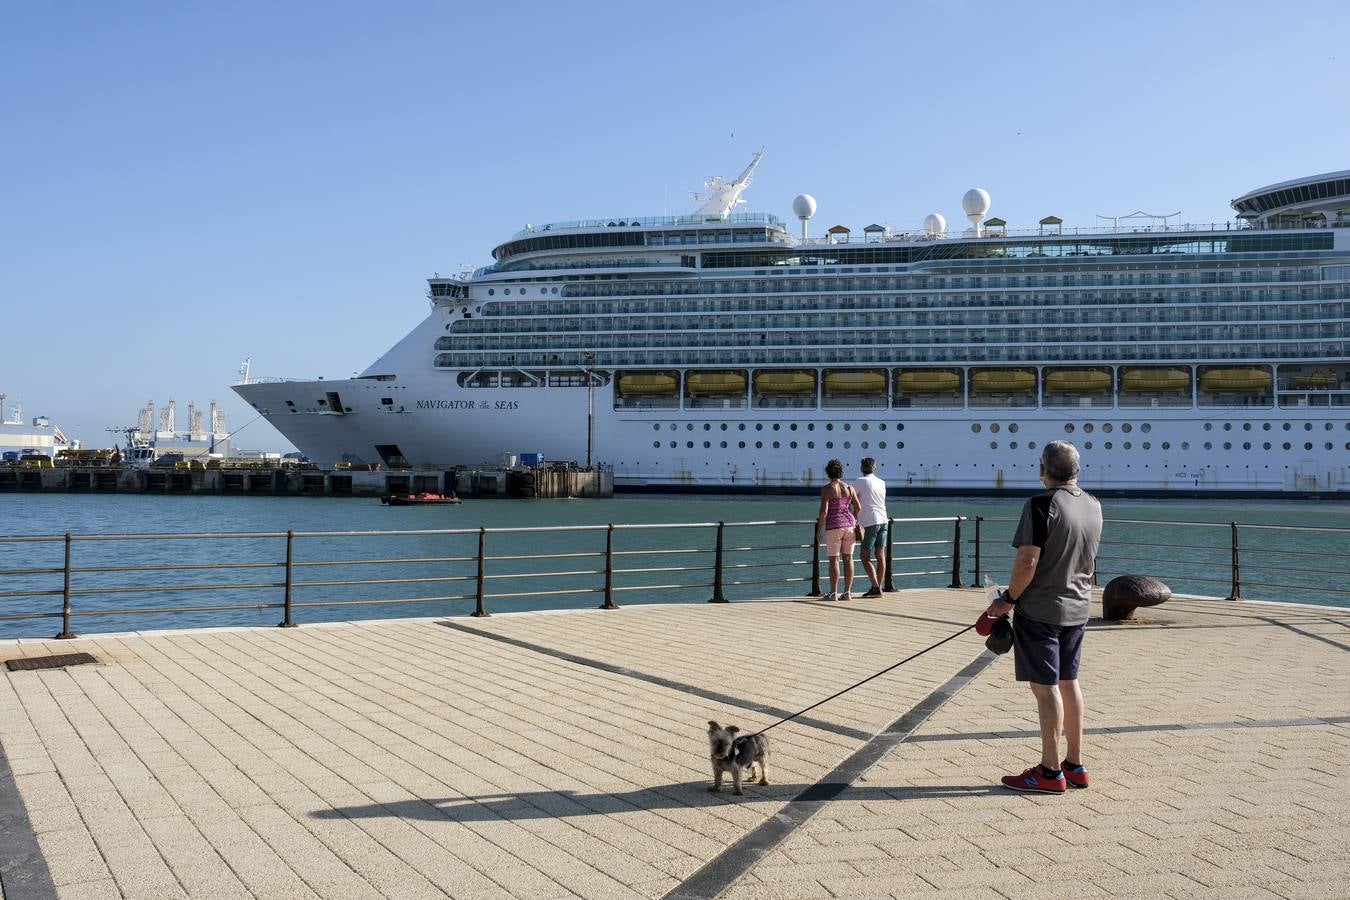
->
xmin=0 ymin=738 xmax=57 ymax=899
xmin=438 ymin=621 xmax=872 ymax=742
xmin=665 ymin=650 xmax=995 ymax=900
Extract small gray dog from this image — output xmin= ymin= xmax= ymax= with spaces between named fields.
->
xmin=706 ymin=721 xmax=769 ymax=795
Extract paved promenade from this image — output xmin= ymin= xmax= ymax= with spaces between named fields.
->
xmin=0 ymin=589 xmax=1346 ymax=899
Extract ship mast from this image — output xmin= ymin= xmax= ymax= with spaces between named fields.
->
xmin=692 ymin=148 xmax=764 ymax=219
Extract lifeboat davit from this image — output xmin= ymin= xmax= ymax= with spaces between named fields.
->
xmin=686 ymin=372 xmax=747 ymax=396
xmin=618 ymin=373 xmax=678 ymax=395
xmin=1121 ymin=368 xmax=1191 ymax=392
xmin=896 ymin=370 xmax=961 ymax=393
xmin=1292 ymin=372 xmax=1337 ymax=389
xmin=1200 ymin=368 xmax=1272 ymax=392
xmin=824 ymin=371 xmax=886 ymax=393
xmin=1045 ymin=370 xmax=1112 ymax=393
xmin=754 ymin=371 xmax=815 ymax=394
xmin=970 ymin=370 xmax=1036 ymax=393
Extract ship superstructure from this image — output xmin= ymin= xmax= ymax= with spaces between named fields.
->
xmin=234 ymin=161 xmax=1350 ymax=495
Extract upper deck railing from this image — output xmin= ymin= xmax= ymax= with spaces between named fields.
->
xmin=507 ymin=213 xmax=786 ymax=242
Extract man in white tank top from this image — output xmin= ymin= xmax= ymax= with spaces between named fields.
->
xmin=853 ymin=457 xmax=889 ymax=598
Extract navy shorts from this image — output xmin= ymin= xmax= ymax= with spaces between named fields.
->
xmin=1012 ymin=613 xmax=1085 ymax=685
xmin=861 ymin=523 xmax=887 ymax=553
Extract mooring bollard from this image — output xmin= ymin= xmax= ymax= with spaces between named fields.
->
xmin=279 ymin=530 xmax=297 ymax=628
xmin=1225 ymin=521 xmax=1242 ymax=601
xmin=600 ymin=523 xmax=618 ymax=609
xmin=709 ymin=521 xmax=727 ymax=603
xmin=808 ymin=522 xmax=821 ymax=597
xmin=474 ymin=527 xmax=489 ymax=617
xmin=949 ymin=518 xmax=963 ymax=588
xmin=55 ymin=532 xmax=77 ymax=640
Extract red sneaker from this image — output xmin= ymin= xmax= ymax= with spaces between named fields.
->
xmin=1000 ymin=766 xmax=1066 ymax=794
xmin=1061 ymin=760 xmax=1089 ymax=789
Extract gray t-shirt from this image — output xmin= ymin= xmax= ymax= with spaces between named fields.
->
xmin=1011 ymin=486 xmax=1103 ymax=626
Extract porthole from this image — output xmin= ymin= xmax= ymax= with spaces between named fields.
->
xmin=687 ymin=441 xmax=694 ymax=448
xmin=1141 ymin=423 xmax=1151 ymax=433
xmin=991 ymin=423 xmax=1001 ymax=433
xmin=755 ymin=423 xmax=763 ymax=431
xmin=1283 ymin=442 xmax=1291 ymax=450
xmin=843 ymin=423 xmax=851 ymax=431
xmin=755 ymin=441 xmax=763 ymax=449
xmin=1064 ymin=424 xmax=1074 ymax=433
xmin=1124 ymin=442 xmax=1132 ymax=450
xmin=1222 ymin=423 xmax=1232 ymax=432
xmin=739 ymin=441 xmax=746 ymax=448
xmin=825 ymin=441 xmax=833 ymax=449
xmin=972 ymin=424 xmax=982 ymax=433
xmin=687 ymin=424 xmax=695 ymax=431
xmin=807 ymin=441 xmax=815 ymax=449
xmin=653 ymin=424 xmax=660 ymax=431
xmin=1326 ymin=423 xmax=1335 ymax=431
xmin=790 ymin=423 xmax=798 ymax=431
xmin=1083 ymin=424 xmax=1094 ymax=433
xmin=1084 ymin=441 xmax=1093 ymax=450
xmin=1028 ymin=441 xmax=1037 ymax=450
xmin=790 ymin=441 xmax=797 ymax=449
xmin=826 ymin=424 xmax=834 ymax=431
xmin=1305 ymin=442 xmax=1313 ymax=450
xmin=1262 ymin=442 xmax=1270 ymax=450
xmin=720 ymin=423 xmax=728 ymax=431
xmin=1242 ymin=442 xmax=1250 ymax=450
xmin=990 ymin=441 xmax=998 ymax=449
xmin=772 ymin=441 xmax=780 ymax=449
xmin=1142 ymin=442 xmax=1150 ymax=450
xmin=1223 ymin=442 xmax=1231 ymax=450
xmin=843 ymin=441 xmax=851 ymax=449
xmin=1262 ymin=423 xmax=1271 ymax=431
xmin=861 ymin=424 xmax=869 ymax=431
xmin=1162 ymin=441 xmax=1170 ymax=450
xmin=488 ymin=289 xmax=495 ymax=296
xmin=1105 ymin=442 xmax=1113 ymax=450
xmin=880 ymin=424 xmax=887 ymax=431
xmin=703 ymin=423 xmax=711 ymax=431
xmin=879 ymin=441 xmax=887 ymax=449
xmin=1204 ymin=423 xmax=1213 ymax=432
xmin=669 ymin=424 xmax=677 ymax=431
xmin=861 ymin=441 xmax=869 ymax=449
xmin=1010 ymin=441 xmax=1018 ymax=450
xmin=1242 ymin=423 xmax=1251 ymax=432
xmin=1103 ymin=423 xmax=1113 ymax=433
xmin=897 ymin=424 xmax=904 ymax=431
xmin=772 ymin=423 xmax=780 ymax=431
xmin=1283 ymin=423 xmax=1292 ymax=431
xmin=720 ymin=441 xmax=727 ymax=448
xmin=503 ymin=289 xmax=510 ymax=295
xmin=652 ymin=441 xmax=660 ymax=448
xmin=669 ymin=442 xmax=677 ymax=448
xmin=703 ymin=441 xmax=711 ymax=449
xmin=1326 ymin=442 xmax=1334 ymax=451
xmin=1009 ymin=423 xmax=1019 ymax=433
xmin=807 ymin=423 xmax=815 ymax=431
xmin=1181 ymin=441 xmax=1190 ymax=450
xmin=1304 ymin=423 xmax=1313 ymax=431
xmin=1123 ymin=423 xmax=1133 ymax=433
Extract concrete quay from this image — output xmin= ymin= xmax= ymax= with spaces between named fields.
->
xmin=0 ymin=590 xmax=1346 ymax=899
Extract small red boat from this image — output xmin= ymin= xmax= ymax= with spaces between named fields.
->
xmin=381 ymin=492 xmax=462 ymax=506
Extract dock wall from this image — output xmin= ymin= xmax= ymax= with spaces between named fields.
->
xmin=0 ymin=466 xmax=612 ymax=499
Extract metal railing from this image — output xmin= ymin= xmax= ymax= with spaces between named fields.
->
xmin=969 ymin=516 xmax=1350 ymax=606
xmin=0 ymin=516 xmax=966 ymax=639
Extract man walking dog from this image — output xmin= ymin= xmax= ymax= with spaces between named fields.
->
xmin=984 ymin=441 xmax=1102 ymax=794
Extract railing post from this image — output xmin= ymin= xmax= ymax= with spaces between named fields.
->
xmin=278 ymin=530 xmax=297 ymax=628
xmin=600 ymin=523 xmax=618 ymax=609
xmin=949 ymin=518 xmax=963 ymax=589
xmin=55 ymin=532 xmax=77 ymax=639
xmin=807 ymin=522 xmax=821 ymax=597
xmin=1225 ymin=521 xmax=1242 ymax=601
xmin=709 ymin=522 xmax=727 ymax=603
xmin=882 ymin=516 xmax=895 ymax=592
xmin=473 ymin=527 xmax=489 ymax=617
xmin=972 ymin=516 xmax=983 ymax=588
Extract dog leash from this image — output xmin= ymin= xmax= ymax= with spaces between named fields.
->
xmin=748 ymin=623 xmax=975 ymax=739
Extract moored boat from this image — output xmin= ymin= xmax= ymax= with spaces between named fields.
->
xmin=382 ymin=492 xmax=462 ymax=506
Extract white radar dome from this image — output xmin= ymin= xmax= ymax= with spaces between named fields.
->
xmin=791 ymin=194 xmax=818 ymax=220
xmin=962 ymin=188 xmax=991 ymax=217
xmin=923 ymin=213 xmax=946 ymax=236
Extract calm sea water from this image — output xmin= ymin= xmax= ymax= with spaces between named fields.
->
xmin=1 ymin=492 xmax=1347 ymax=638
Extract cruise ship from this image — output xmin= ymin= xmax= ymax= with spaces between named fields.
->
xmin=234 ymin=157 xmax=1350 ymax=495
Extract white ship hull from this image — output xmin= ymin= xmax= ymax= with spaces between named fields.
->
xmin=234 ymin=368 xmax=1349 ymax=495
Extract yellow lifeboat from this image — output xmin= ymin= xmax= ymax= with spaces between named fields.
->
xmin=686 ymin=372 xmax=747 ymax=396
xmin=1121 ymin=368 xmax=1191 ymax=392
xmin=1200 ymin=368 xmax=1272 ymax=392
xmin=618 ymin=373 xmax=678 ymax=395
xmin=1292 ymin=372 xmax=1337 ymax=389
xmin=824 ymin=371 xmax=886 ymax=393
xmin=754 ymin=371 xmax=815 ymax=394
xmin=970 ymin=370 xmax=1036 ymax=393
xmin=1045 ymin=370 xmax=1112 ymax=393
xmin=896 ymin=370 xmax=961 ymax=393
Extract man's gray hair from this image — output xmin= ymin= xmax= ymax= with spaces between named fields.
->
xmin=1041 ymin=440 xmax=1081 ymax=482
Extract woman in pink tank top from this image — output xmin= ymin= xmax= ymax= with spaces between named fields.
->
xmin=815 ymin=458 xmax=861 ymax=601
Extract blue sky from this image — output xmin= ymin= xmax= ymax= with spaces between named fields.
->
xmin=2 ymin=1 xmax=1347 ymax=450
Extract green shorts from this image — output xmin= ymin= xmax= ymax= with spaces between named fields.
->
xmin=861 ymin=523 xmax=887 ymax=553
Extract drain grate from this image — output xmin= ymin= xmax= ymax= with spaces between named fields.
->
xmin=5 ymin=652 xmax=98 ymax=672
